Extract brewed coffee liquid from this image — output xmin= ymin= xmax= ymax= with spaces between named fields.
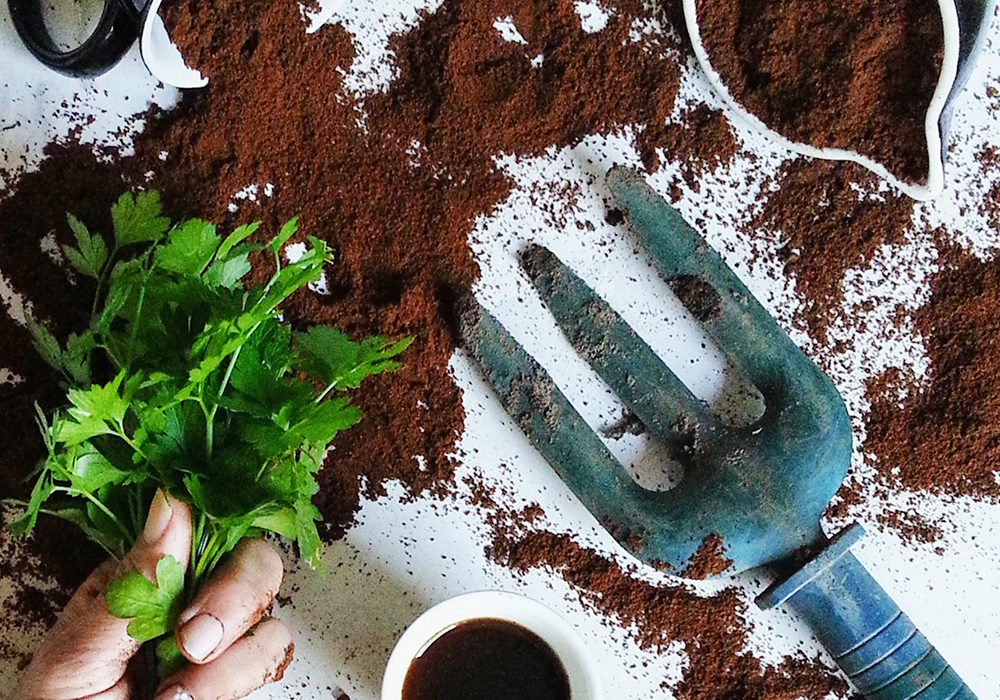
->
xmin=401 ymin=618 xmax=571 ymax=700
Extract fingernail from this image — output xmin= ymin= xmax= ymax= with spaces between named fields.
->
xmin=142 ymin=490 xmax=173 ymax=543
xmin=154 ymin=685 xmax=193 ymax=700
xmin=179 ymin=613 xmax=224 ymax=662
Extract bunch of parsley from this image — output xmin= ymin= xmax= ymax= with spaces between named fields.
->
xmin=11 ymin=191 xmax=410 ymax=672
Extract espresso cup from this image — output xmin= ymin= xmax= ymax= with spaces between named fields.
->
xmin=381 ymin=590 xmax=602 ymax=700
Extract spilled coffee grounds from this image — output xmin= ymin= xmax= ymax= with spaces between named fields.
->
xmin=696 ymin=0 xmax=943 ymax=184
xmin=488 ymin=521 xmax=849 ymax=700
xmin=751 ymin=159 xmax=917 ymax=343
xmin=865 ymin=239 xmax=1000 ymax=501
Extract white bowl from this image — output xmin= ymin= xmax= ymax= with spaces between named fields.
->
xmin=140 ymin=0 xmax=209 ymax=89
xmin=682 ymin=0 xmax=960 ymax=201
xmin=381 ymin=591 xmax=602 ymax=700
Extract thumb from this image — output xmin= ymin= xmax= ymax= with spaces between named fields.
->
xmin=120 ymin=489 xmax=193 ymax=582
xmin=12 ymin=490 xmax=193 ymax=700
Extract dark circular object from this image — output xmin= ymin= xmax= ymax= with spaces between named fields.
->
xmin=7 ymin=0 xmax=143 ymax=78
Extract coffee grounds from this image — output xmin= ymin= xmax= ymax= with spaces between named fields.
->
xmin=875 ymin=508 xmax=945 ymax=549
xmin=657 ymin=103 xmax=739 ymax=196
xmin=486 ymin=509 xmax=849 ymax=700
xmin=695 ymin=0 xmax=943 ymax=184
xmin=751 ymin=159 xmax=917 ymax=343
xmin=681 ymin=533 xmax=734 ymax=579
xmin=863 ymin=239 xmax=1000 ymax=501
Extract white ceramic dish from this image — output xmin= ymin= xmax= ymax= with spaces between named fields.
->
xmin=140 ymin=0 xmax=208 ymax=89
xmin=681 ymin=0 xmax=960 ymax=200
xmin=381 ymin=591 xmax=602 ymax=700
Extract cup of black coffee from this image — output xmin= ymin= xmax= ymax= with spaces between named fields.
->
xmin=382 ymin=591 xmax=602 ymax=700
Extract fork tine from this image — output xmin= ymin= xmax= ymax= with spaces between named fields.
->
xmin=606 ymin=166 xmax=804 ymax=399
xmin=457 ymin=297 xmax=768 ymax=574
xmin=457 ymin=298 xmax=664 ymax=548
xmin=519 ymin=244 xmax=718 ymax=455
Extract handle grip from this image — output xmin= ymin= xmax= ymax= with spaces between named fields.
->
xmin=758 ymin=524 xmax=975 ymax=700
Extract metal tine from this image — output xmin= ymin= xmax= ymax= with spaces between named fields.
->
xmin=456 ymin=298 xmax=667 ymax=548
xmin=518 ymin=244 xmax=719 ymax=458
xmin=606 ymin=166 xmax=803 ymax=400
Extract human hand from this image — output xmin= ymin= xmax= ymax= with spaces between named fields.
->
xmin=10 ymin=490 xmax=294 ymax=700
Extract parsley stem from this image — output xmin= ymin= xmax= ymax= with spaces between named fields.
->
xmin=115 ymin=424 xmax=152 ymax=465
xmin=205 ymin=418 xmax=214 ymax=463
xmin=216 ymin=341 xmax=246 ymax=401
xmin=315 ymin=382 xmax=338 ymax=404
xmin=55 ymin=486 xmax=132 ymax=547
xmin=192 ymin=526 xmax=227 ymax=587
xmin=91 ymin=246 xmax=116 ymax=320
xmin=125 ymin=274 xmax=149 ymax=369
xmin=191 ymin=513 xmax=207 ymax=584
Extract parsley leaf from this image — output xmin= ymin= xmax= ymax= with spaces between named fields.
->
xmin=63 ymin=213 xmax=108 ymax=279
xmin=105 ymin=555 xmax=185 ymax=642
xmin=295 ymin=326 xmax=413 ymax=389
xmin=25 ymin=314 xmax=63 ymax=373
xmin=154 ymin=219 xmax=219 ymax=276
xmin=112 ymin=191 xmax=171 ymax=247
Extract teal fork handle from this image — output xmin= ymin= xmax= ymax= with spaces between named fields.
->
xmin=758 ymin=524 xmax=975 ymax=700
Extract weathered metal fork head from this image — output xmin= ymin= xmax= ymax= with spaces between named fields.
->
xmin=459 ymin=167 xmax=853 ymax=578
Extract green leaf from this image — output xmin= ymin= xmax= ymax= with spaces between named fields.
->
xmin=44 ymin=505 xmax=127 ymax=558
xmin=9 ymin=472 xmax=54 ymax=537
xmin=98 ymin=260 xmax=143 ymax=332
xmin=295 ymin=326 xmax=413 ymax=389
xmin=58 ymin=372 xmax=130 ymax=446
xmin=154 ymin=219 xmax=220 ymax=277
xmin=63 ymin=213 xmax=108 ymax=278
xmin=68 ymin=372 xmax=129 ymax=423
xmin=112 ymin=191 xmax=170 ymax=247
xmin=26 ymin=314 xmax=62 ymax=372
xmin=295 ymin=501 xmax=323 ymax=569
xmin=217 ymin=222 xmax=260 ymax=260
xmin=292 ymin=397 xmax=362 ymax=445
xmin=203 ymin=252 xmax=251 ymax=290
xmin=252 ymin=507 xmax=297 ymax=539
xmin=156 ymin=636 xmax=186 ymax=678
xmin=105 ymin=555 xmax=185 ymax=642
xmin=257 ymin=243 xmax=327 ymax=311
xmin=63 ymin=331 xmax=96 ymax=385
xmin=70 ymin=447 xmax=128 ymax=492
xmin=269 ymin=217 xmax=299 ymax=254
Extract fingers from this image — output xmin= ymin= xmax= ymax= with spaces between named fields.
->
xmin=156 ymin=617 xmax=294 ymax=700
xmin=11 ymin=491 xmax=192 ymax=700
xmin=78 ymin=670 xmax=134 ymax=700
xmin=174 ymin=539 xmax=284 ymax=664
xmin=121 ymin=489 xmax=193 ymax=581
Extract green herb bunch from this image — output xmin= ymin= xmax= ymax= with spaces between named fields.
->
xmin=12 ymin=191 xmax=410 ymax=663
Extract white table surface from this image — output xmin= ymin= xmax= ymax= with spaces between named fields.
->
xmin=2 ymin=2 xmax=999 ymax=698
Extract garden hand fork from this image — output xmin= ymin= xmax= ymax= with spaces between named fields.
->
xmin=459 ymin=167 xmax=975 ymax=699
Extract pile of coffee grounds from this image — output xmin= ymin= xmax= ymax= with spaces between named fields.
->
xmin=751 ymin=159 xmax=918 ymax=343
xmin=695 ymin=0 xmax=943 ymax=184
xmin=863 ymin=240 xmax=1000 ymax=501
xmin=486 ymin=508 xmax=849 ymax=700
